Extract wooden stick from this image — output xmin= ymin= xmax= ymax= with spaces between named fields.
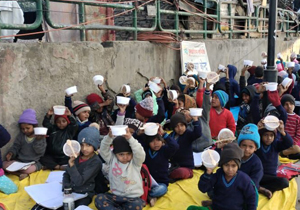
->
xmin=215 ymin=137 xmax=236 ymax=143
xmin=208 ymin=150 xmax=216 ymax=166
xmin=67 ymin=139 xmax=77 ymax=158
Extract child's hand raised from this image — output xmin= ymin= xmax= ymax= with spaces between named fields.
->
xmin=158 ymin=124 xmax=165 ymax=136
xmin=117 ymin=104 xmax=127 ymax=114
xmin=108 ymin=128 xmax=114 ymax=138
xmin=123 ymin=128 xmax=132 ymax=140
xmin=47 ymin=107 xmax=54 ymax=117
xmin=206 ymin=167 xmax=215 ymax=174
xmin=68 ymin=156 xmax=76 ymax=167
xmin=6 ymin=152 xmax=12 ymax=161
xmin=277 ymin=120 xmax=286 ymax=136
xmin=65 ymin=107 xmax=72 ymax=116
xmin=257 ymin=119 xmax=265 ymax=130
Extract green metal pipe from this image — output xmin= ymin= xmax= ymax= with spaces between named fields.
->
xmin=79 ymin=2 xmax=86 ymax=41
xmin=44 ymin=0 xmax=157 ymax=32
xmin=203 ymin=0 xmax=207 ymax=39
xmin=0 ymin=0 xmax=43 ymax=30
xmin=50 ymin=0 xmax=144 ymax=10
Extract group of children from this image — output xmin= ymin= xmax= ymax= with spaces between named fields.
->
xmin=0 ymin=52 xmax=300 ymax=210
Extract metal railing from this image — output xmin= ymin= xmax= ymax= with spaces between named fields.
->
xmin=0 ymin=0 xmax=299 ymax=41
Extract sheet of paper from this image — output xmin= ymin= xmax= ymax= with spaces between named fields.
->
xmin=6 ymin=161 xmax=35 ymax=172
xmin=193 ymin=152 xmax=203 ymax=167
xmin=46 ymin=171 xmax=65 ymax=183
xmin=25 ymin=182 xmax=87 ymax=209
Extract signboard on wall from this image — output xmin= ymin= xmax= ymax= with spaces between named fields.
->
xmin=180 ymin=41 xmax=211 ymax=74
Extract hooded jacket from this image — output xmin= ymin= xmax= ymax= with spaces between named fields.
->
xmin=220 ymin=65 xmax=240 ymax=107
xmin=237 ymin=85 xmax=260 ymax=133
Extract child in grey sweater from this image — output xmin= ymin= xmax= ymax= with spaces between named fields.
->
xmin=3 ymin=109 xmax=46 ymax=180
xmin=62 ymin=125 xmax=103 ymax=207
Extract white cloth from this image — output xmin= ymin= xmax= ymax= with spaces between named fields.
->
xmin=0 ymin=1 xmax=24 ymax=40
xmin=246 ymin=0 xmax=254 ymax=16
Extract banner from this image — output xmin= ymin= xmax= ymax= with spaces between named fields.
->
xmin=181 ymin=41 xmax=211 ymax=75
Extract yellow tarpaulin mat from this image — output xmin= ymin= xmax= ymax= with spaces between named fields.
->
xmin=0 ymin=170 xmax=297 ymax=210
xmin=279 ymin=156 xmax=299 ymax=164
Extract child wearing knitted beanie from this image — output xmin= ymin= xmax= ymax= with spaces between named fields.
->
xmin=280 ymin=94 xmax=300 ymax=159
xmin=209 ymin=90 xmax=236 ymax=139
xmin=65 ymin=92 xmax=91 ymax=139
xmin=168 ymin=112 xmax=202 ymax=182
xmin=134 ymin=92 xmax=165 ymax=124
xmin=0 ymin=124 xmax=18 ymax=194
xmin=187 ymin=143 xmax=256 ymax=210
xmin=63 ymin=126 xmax=103 ymax=207
xmin=40 ymin=106 xmax=78 ymax=170
xmin=256 ymin=117 xmax=293 ymax=198
xmin=238 ymin=124 xmax=264 ymax=197
xmin=95 ymin=128 xmax=146 ymax=210
xmin=86 ymin=92 xmax=114 ymax=138
xmin=3 ymin=109 xmax=46 ymax=180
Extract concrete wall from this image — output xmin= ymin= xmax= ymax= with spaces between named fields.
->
xmin=1 ymin=38 xmax=300 ymax=156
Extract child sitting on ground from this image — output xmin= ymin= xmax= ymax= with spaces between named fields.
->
xmin=95 ymin=128 xmax=146 ymax=209
xmin=140 ymin=124 xmax=179 ymax=206
xmin=32 ymin=125 xmax=103 ymax=210
xmin=3 ymin=109 xmax=46 ymax=180
xmin=65 ymin=94 xmax=91 ymax=139
xmin=256 ymin=118 xmax=293 ymax=198
xmin=169 ymin=112 xmax=202 ymax=182
xmin=187 ymin=143 xmax=256 ymax=210
xmin=0 ymin=124 xmax=18 ymax=194
xmin=135 ymin=89 xmax=165 ymax=124
xmin=40 ymin=106 xmax=78 ymax=170
xmin=280 ymin=94 xmax=300 ymax=159
xmin=237 ymin=124 xmax=264 ymax=196
xmin=63 ymin=126 xmax=102 ymax=206
xmin=87 ymin=82 xmax=114 ymax=138
xmin=209 ymin=90 xmax=236 ymax=139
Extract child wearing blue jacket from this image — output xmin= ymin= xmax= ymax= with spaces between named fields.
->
xmin=169 ymin=112 xmax=202 ymax=181
xmin=256 ymin=118 xmax=293 ymax=198
xmin=0 ymin=124 xmax=17 ymax=194
xmin=140 ymin=124 xmax=179 ymax=206
xmin=187 ymin=143 xmax=256 ymax=210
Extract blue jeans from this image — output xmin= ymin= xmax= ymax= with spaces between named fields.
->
xmin=149 ymin=183 xmax=168 ymax=198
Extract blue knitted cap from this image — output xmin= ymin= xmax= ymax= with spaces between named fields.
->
xmin=237 ymin=123 xmax=260 ymax=149
xmin=78 ymin=127 xmax=100 ymax=150
xmin=214 ymin=90 xmax=229 ymax=108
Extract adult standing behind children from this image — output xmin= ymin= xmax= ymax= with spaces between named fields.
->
xmin=95 ymin=128 xmax=146 ymax=209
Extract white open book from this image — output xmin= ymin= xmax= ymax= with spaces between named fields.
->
xmin=6 ymin=161 xmax=35 ymax=172
xmin=25 ymin=182 xmax=87 ymax=209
